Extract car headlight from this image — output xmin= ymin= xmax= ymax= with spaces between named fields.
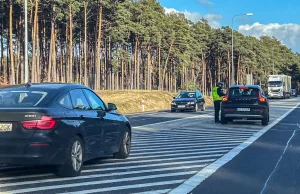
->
xmin=171 ymin=102 xmax=176 ymax=105
xmin=188 ymin=101 xmax=195 ymax=105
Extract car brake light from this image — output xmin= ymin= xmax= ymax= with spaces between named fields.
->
xmin=259 ymin=92 xmax=266 ymax=102
xmin=22 ymin=116 xmax=56 ymax=130
xmin=222 ymin=94 xmax=229 ymax=102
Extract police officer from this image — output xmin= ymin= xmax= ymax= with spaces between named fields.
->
xmin=212 ymin=82 xmax=225 ymax=123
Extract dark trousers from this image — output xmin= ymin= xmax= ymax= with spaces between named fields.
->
xmin=214 ymin=101 xmax=221 ymax=122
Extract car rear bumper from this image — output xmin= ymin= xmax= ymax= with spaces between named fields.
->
xmin=0 ymin=140 xmax=67 ymax=165
xmin=224 ymin=114 xmax=263 ymax=119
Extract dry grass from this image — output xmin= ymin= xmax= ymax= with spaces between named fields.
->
xmin=95 ymin=90 xmax=213 ymax=114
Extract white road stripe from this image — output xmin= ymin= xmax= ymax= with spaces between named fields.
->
xmin=129 ymin=149 xmax=229 ymax=160
xmin=0 ymin=161 xmax=211 ymax=187
xmin=133 ymin=128 xmax=256 ymax=137
xmin=0 ymin=154 xmax=223 ymax=182
xmin=57 ymin=180 xmax=184 ymax=194
xmin=132 ymin=133 xmax=252 ymax=141
xmin=169 ymin=102 xmax=300 ymax=194
xmin=132 ymin=139 xmax=244 ymax=150
xmin=3 ymin=172 xmax=195 ymax=194
xmin=132 ymin=137 xmax=248 ymax=147
xmin=132 ymin=189 xmax=171 ymax=194
xmin=130 ymin=146 xmax=235 ymax=156
xmin=0 ymin=165 xmax=205 ymax=192
xmin=131 ymin=142 xmax=240 ymax=152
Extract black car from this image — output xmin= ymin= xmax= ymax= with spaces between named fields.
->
xmin=0 ymin=83 xmax=131 ymax=177
xmin=291 ymin=89 xmax=297 ymax=97
xmin=171 ymin=91 xmax=205 ymax=112
xmin=221 ymin=85 xmax=269 ymax=125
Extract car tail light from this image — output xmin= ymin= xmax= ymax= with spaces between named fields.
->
xmin=222 ymin=94 xmax=229 ymax=102
xmin=259 ymin=92 xmax=266 ymax=102
xmin=22 ymin=116 xmax=56 ymax=130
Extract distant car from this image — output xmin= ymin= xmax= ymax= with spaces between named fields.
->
xmin=0 ymin=83 xmax=131 ymax=177
xmin=171 ymin=91 xmax=205 ymax=112
xmin=221 ymin=85 xmax=269 ymax=125
xmin=291 ymin=89 xmax=297 ymax=97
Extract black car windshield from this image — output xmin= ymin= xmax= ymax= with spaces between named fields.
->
xmin=268 ymin=81 xmax=282 ymax=87
xmin=176 ymin=92 xmax=196 ymax=99
xmin=0 ymin=90 xmax=48 ymax=107
xmin=228 ymin=88 xmax=259 ymax=98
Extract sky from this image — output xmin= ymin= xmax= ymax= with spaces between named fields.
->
xmin=159 ymin=0 xmax=300 ymax=52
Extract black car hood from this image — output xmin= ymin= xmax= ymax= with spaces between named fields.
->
xmin=173 ymin=98 xmax=196 ymax=102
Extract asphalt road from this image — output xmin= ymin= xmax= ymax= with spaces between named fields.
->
xmin=0 ymin=98 xmax=299 ymax=194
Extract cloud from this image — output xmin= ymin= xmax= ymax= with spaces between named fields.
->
xmin=164 ymin=7 xmax=202 ymax=23
xmin=238 ymin=22 xmax=300 ymax=52
xmin=197 ymin=0 xmax=213 ymax=5
xmin=164 ymin=7 xmax=222 ymax=28
xmin=203 ymin=14 xmax=222 ymax=28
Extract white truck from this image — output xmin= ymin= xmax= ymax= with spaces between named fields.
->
xmin=268 ymin=75 xmax=291 ymax=99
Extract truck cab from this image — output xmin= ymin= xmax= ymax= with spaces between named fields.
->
xmin=268 ymin=75 xmax=291 ymax=99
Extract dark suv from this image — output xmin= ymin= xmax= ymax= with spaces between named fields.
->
xmin=221 ymin=85 xmax=269 ymax=125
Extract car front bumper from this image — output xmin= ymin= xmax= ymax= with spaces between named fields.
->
xmin=171 ymin=104 xmax=196 ymax=110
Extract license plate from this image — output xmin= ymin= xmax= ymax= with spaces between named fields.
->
xmin=0 ymin=123 xmax=12 ymax=132
xmin=237 ymin=108 xmax=250 ymax=112
xmin=178 ymin=105 xmax=186 ymax=108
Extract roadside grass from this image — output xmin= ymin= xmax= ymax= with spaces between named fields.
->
xmin=95 ymin=90 xmax=213 ymax=114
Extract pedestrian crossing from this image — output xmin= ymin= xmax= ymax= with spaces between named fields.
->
xmin=0 ymin=118 xmax=266 ymax=194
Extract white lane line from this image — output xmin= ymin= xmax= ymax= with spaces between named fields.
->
xmin=57 ymin=180 xmax=184 ymax=194
xmin=129 ymin=150 xmax=229 ymax=160
xmin=260 ymin=130 xmax=296 ymax=194
xmin=132 ymin=133 xmax=253 ymax=141
xmin=132 ymin=189 xmax=171 ymax=194
xmin=0 ymin=165 xmax=205 ymax=191
xmin=87 ymin=154 xmax=223 ymax=169
xmin=2 ymin=172 xmax=195 ymax=194
xmin=133 ymin=130 xmax=255 ymax=138
xmin=0 ymin=154 xmax=223 ymax=182
xmin=168 ymin=102 xmax=300 ymax=194
xmin=130 ymin=146 xmax=235 ymax=156
xmin=131 ymin=143 xmax=240 ymax=153
xmin=0 ymin=160 xmax=211 ymax=187
xmin=132 ymin=135 xmax=250 ymax=144
xmin=132 ymin=139 xmax=245 ymax=150
xmin=133 ymin=113 xmax=214 ymax=129
xmin=132 ymin=137 xmax=248 ymax=147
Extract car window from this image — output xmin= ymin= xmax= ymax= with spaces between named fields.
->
xmin=177 ymin=92 xmax=196 ymax=98
xmin=83 ymin=89 xmax=106 ymax=111
xmin=229 ymin=88 xmax=259 ymax=98
xmin=0 ymin=90 xmax=47 ymax=107
xmin=58 ymin=93 xmax=72 ymax=109
xmin=69 ymin=89 xmax=91 ymax=110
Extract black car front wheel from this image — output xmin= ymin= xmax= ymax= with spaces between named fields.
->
xmin=57 ymin=136 xmax=84 ymax=177
xmin=114 ymin=127 xmax=131 ymax=159
xmin=194 ymin=104 xmax=198 ymax=112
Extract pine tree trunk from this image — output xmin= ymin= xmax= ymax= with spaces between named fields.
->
xmin=84 ymin=1 xmax=88 ymax=85
xmin=137 ymin=41 xmax=140 ymax=90
xmin=158 ymin=46 xmax=161 ymax=90
xmin=147 ymin=46 xmax=151 ymax=90
xmin=69 ymin=5 xmax=73 ymax=83
xmin=96 ymin=1 xmax=103 ymax=90
xmin=9 ymin=0 xmax=15 ymax=84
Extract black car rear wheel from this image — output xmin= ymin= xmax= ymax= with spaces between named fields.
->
xmin=262 ymin=114 xmax=269 ymax=126
xmin=114 ymin=127 xmax=131 ymax=159
xmin=57 ymin=136 xmax=84 ymax=177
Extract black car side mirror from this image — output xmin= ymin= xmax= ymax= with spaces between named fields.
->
xmin=107 ymin=103 xmax=117 ymax=111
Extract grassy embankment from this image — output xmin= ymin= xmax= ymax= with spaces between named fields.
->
xmin=95 ymin=90 xmax=213 ymax=114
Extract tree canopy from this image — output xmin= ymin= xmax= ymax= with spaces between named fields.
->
xmin=0 ymin=0 xmax=299 ymax=93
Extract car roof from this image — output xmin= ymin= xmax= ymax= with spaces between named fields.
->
xmin=0 ymin=83 xmax=88 ymax=92
xmin=229 ymin=85 xmax=261 ymax=89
